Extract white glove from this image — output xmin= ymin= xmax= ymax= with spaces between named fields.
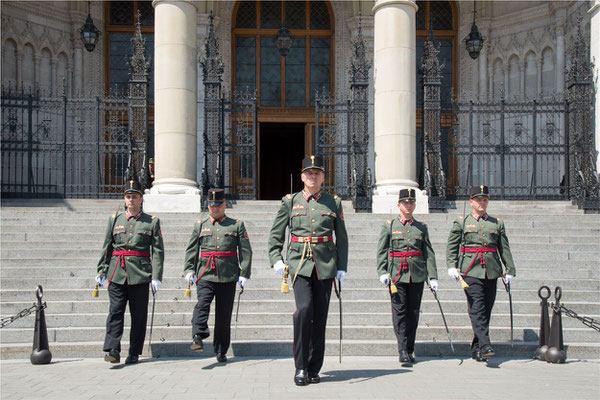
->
xmin=447 ymin=268 xmax=460 ymax=281
xmin=430 ymin=279 xmax=439 ymax=292
xmin=379 ymin=274 xmax=390 ymax=286
xmin=151 ymin=279 xmax=161 ymax=292
xmin=505 ymin=274 xmax=514 ymax=285
xmin=273 ymin=260 xmax=285 ymax=276
xmin=95 ymin=274 xmax=106 ymax=287
xmin=336 ymin=270 xmax=346 ymax=285
xmin=238 ymin=276 xmax=248 ymax=288
xmin=185 ymin=272 xmax=196 ymax=283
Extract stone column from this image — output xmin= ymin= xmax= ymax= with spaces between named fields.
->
xmin=590 ymin=0 xmax=600 ymax=174
xmin=504 ymin=66 xmax=509 ymax=98
xmin=478 ymin=42 xmax=488 ymax=101
xmin=536 ymin=55 xmax=542 ymax=97
xmin=372 ymin=0 xmax=427 ymax=213
xmin=73 ymin=45 xmax=83 ymax=96
xmin=145 ymin=0 xmax=201 ymax=212
xmin=51 ymin=60 xmax=57 ymax=95
xmin=520 ymin=61 xmax=526 ymax=101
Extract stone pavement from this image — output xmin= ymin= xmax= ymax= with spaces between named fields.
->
xmin=1 ymin=356 xmax=599 ymax=400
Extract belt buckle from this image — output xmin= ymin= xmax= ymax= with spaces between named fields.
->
xmin=303 ymin=237 xmax=311 ymax=243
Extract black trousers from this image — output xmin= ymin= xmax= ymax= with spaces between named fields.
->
xmin=103 ymin=281 xmax=150 ymax=356
xmin=192 ymin=280 xmax=236 ymax=355
xmin=390 ymin=281 xmax=424 ymax=354
xmin=292 ymin=268 xmax=333 ymax=373
xmin=464 ymin=276 xmax=498 ymax=350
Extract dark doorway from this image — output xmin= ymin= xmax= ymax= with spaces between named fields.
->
xmin=260 ymin=123 xmax=305 ymax=199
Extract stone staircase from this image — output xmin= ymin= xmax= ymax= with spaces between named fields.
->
xmin=1 ymin=199 xmax=599 ymax=359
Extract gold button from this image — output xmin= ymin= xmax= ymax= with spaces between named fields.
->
xmin=217 ymin=246 xmax=220 ymax=249
xmin=127 ymin=257 xmax=130 ymax=260
xmin=313 ymin=231 xmax=316 ymax=234
xmin=312 ymin=208 xmax=315 ymax=211
xmin=217 ymin=237 xmax=220 ymax=240
xmin=217 ymin=229 xmax=220 ymax=232
xmin=312 ymin=219 xmax=316 ymax=222
xmin=312 ymin=244 xmax=316 ymax=247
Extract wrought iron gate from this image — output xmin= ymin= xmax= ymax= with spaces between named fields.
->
xmin=201 ymin=13 xmax=258 ymax=200
xmin=1 ymin=15 xmax=150 ymax=199
xmin=314 ymin=18 xmax=372 ymax=211
xmin=423 ymin=24 xmax=598 ymax=210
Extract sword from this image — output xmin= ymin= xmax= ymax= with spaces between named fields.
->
xmin=233 ymin=286 xmax=244 ymax=340
xmin=426 ymin=280 xmax=454 ymax=353
xmin=501 ymin=275 xmax=514 ymax=348
xmin=333 ymin=278 xmax=342 ymax=363
xmin=148 ymin=285 xmax=157 ymax=355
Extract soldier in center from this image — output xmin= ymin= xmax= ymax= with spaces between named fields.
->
xmin=375 ymin=188 xmax=438 ymax=365
xmin=268 ymin=155 xmax=349 ymax=386
xmin=183 ymin=189 xmax=252 ymax=363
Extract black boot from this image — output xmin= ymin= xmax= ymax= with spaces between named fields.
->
xmin=104 ymin=349 xmax=120 ymax=364
xmin=294 ymin=369 xmax=308 ymax=386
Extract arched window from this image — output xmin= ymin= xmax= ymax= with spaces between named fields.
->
xmin=524 ymin=52 xmax=537 ymax=100
xmin=232 ymin=1 xmax=333 ymax=108
xmin=493 ymin=59 xmax=503 ymax=99
xmin=104 ymin=0 xmax=154 ymax=101
xmin=541 ymin=47 xmax=555 ymax=96
xmin=508 ymin=56 xmax=520 ymax=99
xmin=2 ymin=39 xmax=18 ymax=85
xmin=40 ymin=48 xmax=52 ymax=93
xmin=22 ymin=44 xmax=35 ymax=90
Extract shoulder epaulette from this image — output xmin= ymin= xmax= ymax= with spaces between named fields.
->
xmin=285 ymin=194 xmax=292 ymax=200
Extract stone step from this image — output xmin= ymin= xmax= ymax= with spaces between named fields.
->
xmin=3 ymin=248 xmax=600 ymax=261
xmin=3 ymin=309 xmax=598 ymax=330
xmin=1 ymin=276 xmax=598 ymax=290
xmin=2 ymin=288 xmax=598 ymax=302
xmin=1 ymin=324 xmax=597 ymax=344
xmin=3 ymin=299 xmax=598 ymax=317
xmin=3 ymin=232 xmax=600 ymax=246
xmin=1 ymin=340 xmax=596 ymax=360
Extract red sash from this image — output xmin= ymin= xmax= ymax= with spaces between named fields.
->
xmin=197 ymin=251 xmax=238 ymax=281
xmin=460 ymin=247 xmax=497 ymax=275
xmin=389 ymin=251 xmax=423 ymax=284
xmin=108 ymin=250 xmax=151 ymax=286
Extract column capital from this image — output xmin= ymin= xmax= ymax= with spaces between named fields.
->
xmin=373 ymin=0 xmax=418 ymax=14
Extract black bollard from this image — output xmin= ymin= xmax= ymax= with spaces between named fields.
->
xmin=30 ymin=285 xmax=52 ymax=365
xmin=545 ymin=286 xmax=566 ymax=364
xmin=534 ymin=286 xmax=551 ymax=360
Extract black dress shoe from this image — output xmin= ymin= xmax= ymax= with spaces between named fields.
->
xmin=190 ymin=335 xmax=204 ymax=352
xmin=481 ymin=344 xmax=495 ymax=358
xmin=294 ymin=369 xmax=308 ymax=386
xmin=307 ymin=372 xmax=320 ymax=384
xmin=104 ymin=349 xmax=120 ymax=364
xmin=399 ymin=350 xmax=412 ymax=363
xmin=125 ymin=354 xmax=139 ymax=365
xmin=216 ymin=353 xmax=227 ymax=363
xmin=409 ymin=352 xmax=416 ymax=363
xmin=471 ymin=350 xmax=485 ymax=362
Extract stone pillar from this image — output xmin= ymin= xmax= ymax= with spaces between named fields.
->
xmin=73 ymin=45 xmax=83 ymax=96
xmin=372 ymin=0 xmax=427 ymax=213
xmin=536 ymin=55 xmax=542 ymax=97
xmin=145 ymin=0 xmax=201 ymax=212
xmin=590 ymin=0 xmax=600 ymax=174
xmin=555 ymin=9 xmax=566 ymax=94
xmin=51 ymin=60 xmax=57 ymax=95
xmin=478 ymin=42 xmax=488 ymax=101
xmin=504 ymin=66 xmax=509 ymax=98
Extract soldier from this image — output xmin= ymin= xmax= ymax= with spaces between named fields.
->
xmin=376 ymin=188 xmax=438 ymax=365
xmin=183 ymin=189 xmax=252 ymax=363
xmin=268 ymin=155 xmax=349 ymax=386
xmin=446 ymin=185 xmax=516 ymax=361
xmin=96 ymin=180 xmax=164 ymax=365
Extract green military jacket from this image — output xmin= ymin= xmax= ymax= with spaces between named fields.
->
xmin=446 ymin=213 xmax=516 ymax=279
xmin=376 ymin=217 xmax=437 ymax=284
xmin=183 ymin=216 xmax=252 ymax=283
xmin=97 ymin=212 xmax=164 ymax=285
xmin=268 ymin=191 xmax=349 ymax=280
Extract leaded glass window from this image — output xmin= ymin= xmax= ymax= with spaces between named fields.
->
xmin=233 ymin=1 xmax=333 ymax=108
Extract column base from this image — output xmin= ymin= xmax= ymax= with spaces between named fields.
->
xmin=372 ymin=186 xmax=429 ymax=214
xmin=143 ymin=193 xmax=202 ymax=213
